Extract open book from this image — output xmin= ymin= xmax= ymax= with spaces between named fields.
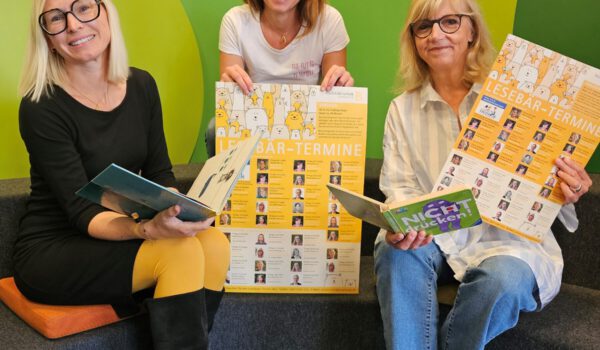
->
xmin=327 ymin=184 xmax=482 ymax=235
xmin=76 ymin=133 xmax=261 ymax=222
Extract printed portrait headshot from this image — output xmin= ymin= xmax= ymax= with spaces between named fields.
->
xmin=291 ymin=261 xmax=303 ymax=272
xmin=492 ymin=141 xmax=504 ymax=153
xmin=254 ymin=274 xmax=266 ymax=284
xmin=527 ymin=142 xmax=539 ymax=154
xmin=516 ymin=164 xmax=528 ymax=175
xmin=330 ymin=160 xmax=342 ymax=173
xmin=539 ymin=187 xmax=551 ymax=198
xmin=293 ymin=174 xmax=305 ymax=186
xmin=326 ymin=248 xmax=338 ymax=260
xmin=257 ymin=158 xmax=269 ymax=171
xmin=292 ymin=216 xmax=304 ymax=227
xmin=255 ymin=260 xmax=266 ymax=272
xmin=292 ymin=187 xmax=304 ymax=200
xmin=509 ymin=107 xmax=522 ymax=119
xmin=486 ymin=152 xmax=499 ymax=163
xmin=479 ymin=167 xmax=490 ymax=177
xmin=568 ymin=132 xmax=581 ymax=144
xmin=451 ymin=154 xmax=463 ymax=165
xmin=533 ymin=131 xmax=545 ymax=142
xmin=329 ymin=175 xmax=341 ymax=185
xmin=329 ymin=202 xmax=340 ymax=214
xmin=256 ymin=233 xmax=267 ymax=245
xmin=257 ymin=173 xmax=269 ymax=185
xmin=563 ymin=144 xmax=575 ymax=155
xmin=257 ymin=187 xmax=268 ymax=199
xmin=503 ymin=119 xmax=515 ymax=131
xmin=509 ymin=179 xmax=521 ymax=190
xmin=256 ymin=201 xmax=268 ymax=213
xmin=458 ymin=139 xmax=470 ymax=151
xmin=219 ymin=213 xmax=231 ymax=225
xmin=532 ymin=201 xmax=544 ymax=212
xmin=545 ymin=176 xmax=557 ymax=187
xmin=291 ymin=248 xmax=302 ymax=260
xmin=327 ymin=230 xmax=339 ymax=241
xmin=463 ymin=129 xmax=475 ymax=140
xmin=294 ymin=160 xmax=306 ymax=172
xmin=538 ymin=120 xmax=552 ymax=132
xmin=290 ymin=274 xmax=302 ymax=286
xmin=292 ymin=202 xmax=304 ymax=213
xmin=468 ymin=118 xmax=481 ymax=129
xmin=256 ymin=215 xmax=267 ymax=226
xmin=328 ymin=216 xmax=339 ymax=228
xmin=291 ymin=234 xmax=303 ymax=246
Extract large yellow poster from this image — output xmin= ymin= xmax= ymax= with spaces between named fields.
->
xmin=435 ymin=35 xmax=600 ymax=242
xmin=215 ymin=82 xmax=368 ymax=293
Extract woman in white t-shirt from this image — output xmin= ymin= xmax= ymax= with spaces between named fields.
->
xmin=219 ymin=0 xmax=353 ymax=94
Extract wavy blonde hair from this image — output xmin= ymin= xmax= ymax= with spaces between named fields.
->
xmin=397 ymin=0 xmax=495 ymax=92
xmin=19 ymin=0 xmax=129 ymax=102
xmin=244 ymin=0 xmax=326 ymax=37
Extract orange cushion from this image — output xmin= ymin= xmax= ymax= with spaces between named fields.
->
xmin=0 ymin=277 xmax=123 ymax=339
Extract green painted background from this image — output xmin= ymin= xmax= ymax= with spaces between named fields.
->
xmin=1 ymin=0 xmax=598 ymax=179
xmin=0 ymin=0 xmax=204 ymax=179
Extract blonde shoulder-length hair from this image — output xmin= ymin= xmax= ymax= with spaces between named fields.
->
xmin=244 ymin=0 xmax=326 ymax=37
xmin=19 ymin=0 xmax=129 ymax=102
xmin=397 ymin=0 xmax=495 ymax=92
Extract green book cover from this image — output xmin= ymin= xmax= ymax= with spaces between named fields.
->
xmin=384 ymin=188 xmax=482 ymax=235
xmin=327 ymin=184 xmax=482 ymax=235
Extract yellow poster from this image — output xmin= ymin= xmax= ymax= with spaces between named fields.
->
xmin=215 ymin=82 xmax=368 ymax=293
xmin=435 ymin=35 xmax=600 ymax=242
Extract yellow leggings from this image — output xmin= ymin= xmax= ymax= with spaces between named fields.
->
xmin=131 ymin=227 xmax=230 ymax=298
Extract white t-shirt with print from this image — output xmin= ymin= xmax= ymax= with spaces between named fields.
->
xmin=219 ymin=4 xmax=349 ymax=85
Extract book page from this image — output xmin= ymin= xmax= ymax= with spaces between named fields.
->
xmin=434 ymin=35 xmax=600 ymax=242
xmin=187 ymin=133 xmax=260 ymax=211
xmin=215 ymin=82 xmax=368 ymax=293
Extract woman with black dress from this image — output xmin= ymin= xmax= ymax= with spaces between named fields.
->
xmin=15 ymin=1 xmax=230 ymax=348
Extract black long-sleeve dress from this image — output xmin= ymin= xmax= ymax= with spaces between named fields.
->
xmin=14 ymin=68 xmax=175 ymax=316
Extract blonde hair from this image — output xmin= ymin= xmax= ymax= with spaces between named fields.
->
xmin=398 ymin=0 xmax=495 ymax=92
xmin=244 ymin=0 xmax=326 ymax=37
xmin=19 ymin=0 xmax=129 ymax=102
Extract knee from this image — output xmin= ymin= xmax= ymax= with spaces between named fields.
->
xmin=465 ymin=256 xmax=535 ymax=301
xmin=161 ymin=237 xmax=205 ymax=267
xmin=196 ymin=227 xmax=230 ymax=263
xmin=375 ymin=240 xmax=433 ymax=270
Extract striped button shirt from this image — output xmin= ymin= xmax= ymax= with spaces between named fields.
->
xmin=375 ymin=82 xmax=578 ymax=307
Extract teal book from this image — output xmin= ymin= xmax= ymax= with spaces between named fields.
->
xmin=327 ymin=184 xmax=482 ymax=235
xmin=76 ymin=133 xmax=262 ymax=222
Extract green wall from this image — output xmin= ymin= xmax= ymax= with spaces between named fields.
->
xmin=0 ymin=0 xmax=204 ymax=179
xmin=1 ymin=0 xmax=599 ymax=179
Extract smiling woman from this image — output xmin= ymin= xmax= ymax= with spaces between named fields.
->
xmin=14 ymin=1 xmax=227 ymax=349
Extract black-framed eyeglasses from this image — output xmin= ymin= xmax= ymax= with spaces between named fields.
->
xmin=39 ymin=0 xmax=103 ymax=36
xmin=410 ymin=14 xmax=471 ymax=38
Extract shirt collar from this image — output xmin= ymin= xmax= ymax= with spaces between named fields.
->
xmin=419 ymin=80 xmax=482 ymax=109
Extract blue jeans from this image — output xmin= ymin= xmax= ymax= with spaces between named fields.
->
xmin=374 ymin=241 xmax=539 ymax=350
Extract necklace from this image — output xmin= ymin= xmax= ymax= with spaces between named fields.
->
xmin=71 ymin=81 xmax=110 ymax=111
xmin=261 ymin=14 xmax=300 ymax=47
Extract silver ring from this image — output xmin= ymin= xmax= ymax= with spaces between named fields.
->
xmin=570 ymin=183 xmax=583 ymax=193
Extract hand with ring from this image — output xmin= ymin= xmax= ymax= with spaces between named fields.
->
xmin=555 ymin=157 xmax=592 ymax=204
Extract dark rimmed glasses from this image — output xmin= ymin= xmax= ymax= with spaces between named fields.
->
xmin=410 ymin=14 xmax=471 ymax=38
xmin=39 ymin=0 xmax=103 ymax=36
